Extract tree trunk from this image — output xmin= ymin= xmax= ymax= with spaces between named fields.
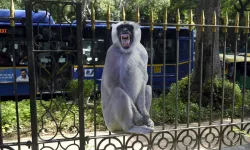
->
xmin=192 ymin=0 xmax=221 ymax=92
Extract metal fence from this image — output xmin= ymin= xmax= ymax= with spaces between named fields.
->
xmin=0 ymin=0 xmax=250 ymax=150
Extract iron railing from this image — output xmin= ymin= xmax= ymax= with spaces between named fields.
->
xmin=0 ymin=0 xmax=250 ymax=150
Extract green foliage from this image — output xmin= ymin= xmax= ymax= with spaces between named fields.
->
xmin=0 ymin=0 xmax=245 ymax=25
xmin=168 ymin=75 xmax=242 ymax=110
xmin=1 ymin=79 xmax=103 ymax=138
xmin=2 ymin=77 xmax=250 ymax=138
xmin=239 ymin=90 xmax=250 ymax=116
xmin=151 ymin=74 xmax=244 ymax=125
xmin=0 ymin=0 xmax=23 ymax=10
xmin=67 ymin=79 xmax=95 ymax=100
xmin=1 ymin=97 xmax=106 ymax=138
xmin=202 ymin=76 xmax=242 ymax=110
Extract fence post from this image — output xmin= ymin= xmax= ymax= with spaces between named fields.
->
xmin=76 ymin=2 xmax=85 ymax=150
xmin=25 ymin=0 xmax=38 ymax=150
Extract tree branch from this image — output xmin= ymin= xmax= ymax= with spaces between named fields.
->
xmin=238 ymin=0 xmax=244 ymax=7
xmin=234 ymin=3 xmax=240 ymax=11
xmin=243 ymin=0 xmax=250 ymax=8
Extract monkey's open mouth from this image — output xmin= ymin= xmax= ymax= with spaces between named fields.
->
xmin=120 ymin=34 xmax=130 ymax=48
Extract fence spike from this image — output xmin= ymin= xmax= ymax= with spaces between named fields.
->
xmin=176 ymin=9 xmax=180 ymax=31
xmin=223 ymin=11 xmax=228 ymax=33
xmin=201 ymin=10 xmax=205 ymax=32
xmin=10 ymin=0 xmax=15 ymax=27
xmin=150 ymin=7 xmax=154 ymax=31
xmin=212 ymin=11 xmax=216 ymax=32
xmin=122 ymin=6 xmax=126 ymax=22
xmin=235 ymin=12 xmax=239 ymax=33
xmin=106 ymin=4 xmax=110 ymax=30
xmin=163 ymin=7 xmax=167 ymax=31
xmin=91 ymin=2 xmax=95 ymax=30
xmin=189 ymin=9 xmax=194 ymax=31
xmin=245 ymin=12 xmax=249 ymax=34
xmin=136 ymin=7 xmax=140 ymax=23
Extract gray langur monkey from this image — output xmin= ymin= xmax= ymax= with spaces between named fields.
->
xmin=101 ymin=21 xmax=154 ymax=134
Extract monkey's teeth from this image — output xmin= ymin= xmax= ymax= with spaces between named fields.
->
xmin=122 ymin=39 xmax=130 ymax=46
xmin=121 ymin=34 xmax=130 ymax=47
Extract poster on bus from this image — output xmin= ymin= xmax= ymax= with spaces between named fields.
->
xmin=0 ymin=67 xmax=29 ymax=83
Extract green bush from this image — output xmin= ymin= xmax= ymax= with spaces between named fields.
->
xmin=2 ymin=76 xmax=249 ymax=139
xmin=167 ymin=75 xmax=242 ymax=109
xmin=151 ymin=94 xmax=211 ymax=125
xmin=202 ymin=76 xmax=242 ymax=110
xmin=239 ymin=90 xmax=250 ymax=116
xmin=67 ymin=79 xmax=95 ymax=100
xmin=1 ymin=98 xmax=106 ymax=138
xmin=151 ymin=74 xmax=243 ymax=125
xmin=1 ymin=79 xmax=102 ymax=139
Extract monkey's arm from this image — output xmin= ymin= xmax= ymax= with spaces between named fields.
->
xmin=135 ymin=45 xmax=151 ymax=118
xmin=102 ymin=47 xmax=120 ymax=95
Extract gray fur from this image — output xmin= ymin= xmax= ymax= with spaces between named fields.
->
xmin=101 ymin=21 xmax=154 ymax=134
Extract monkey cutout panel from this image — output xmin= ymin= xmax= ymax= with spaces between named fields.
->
xmin=101 ymin=21 xmax=154 ymax=134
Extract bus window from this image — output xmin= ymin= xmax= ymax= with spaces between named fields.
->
xmin=82 ymin=39 xmax=92 ymax=64
xmin=82 ymin=39 xmax=106 ymax=65
xmin=141 ymin=40 xmax=155 ymax=64
xmin=141 ymin=39 xmax=176 ymax=64
xmin=0 ymin=52 xmax=11 ymax=66
xmin=166 ymin=39 xmax=176 ymax=63
xmin=0 ymin=39 xmax=28 ymax=66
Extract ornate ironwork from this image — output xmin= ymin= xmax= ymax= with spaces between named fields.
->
xmin=25 ymin=1 xmax=83 ymax=150
xmin=1 ymin=1 xmax=250 ymax=150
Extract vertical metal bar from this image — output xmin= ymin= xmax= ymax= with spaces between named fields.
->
xmin=187 ymin=10 xmax=194 ymax=129
xmin=0 ymin=96 xmax=3 ymax=150
xmin=174 ymin=9 xmax=180 ymax=150
xmin=162 ymin=31 xmax=166 ymax=130
xmin=198 ymin=10 xmax=205 ymax=150
xmin=10 ymin=1 xmax=21 ymax=148
xmin=209 ymin=11 xmax=216 ymax=126
xmin=186 ymin=32 xmax=191 ymax=127
xmin=149 ymin=8 xmax=154 ymax=145
xmin=162 ymin=8 xmax=167 ymax=130
xmin=150 ymin=30 xmax=153 ymax=91
xmin=219 ymin=31 xmax=227 ymax=150
xmin=149 ymin=7 xmax=154 ymax=106
xmin=219 ymin=13 xmax=228 ymax=149
xmin=12 ymin=24 xmax=21 ymax=150
xmin=209 ymin=11 xmax=217 ymax=149
xmin=241 ymin=33 xmax=248 ymax=145
xmin=106 ymin=4 xmax=112 ymax=138
xmin=25 ymin=1 xmax=38 ymax=150
xmin=175 ymin=30 xmax=179 ymax=150
xmin=231 ymin=34 xmax=238 ymax=123
xmin=91 ymin=3 xmax=97 ymax=149
xmin=76 ymin=2 xmax=84 ymax=150
xmin=240 ymin=12 xmax=249 ymax=145
xmin=232 ymin=13 xmax=239 ymax=124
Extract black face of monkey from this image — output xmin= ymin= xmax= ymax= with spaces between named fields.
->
xmin=117 ymin=24 xmax=134 ymax=49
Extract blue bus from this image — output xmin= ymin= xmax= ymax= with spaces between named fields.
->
xmin=0 ymin=9 xmax=78 ymax=98
xmin=73 ymin=23 xmax=195 ymax=96
xmin=0 ymin=9 xmax=194 ymax=98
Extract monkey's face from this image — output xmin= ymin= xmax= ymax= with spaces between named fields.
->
xmin=117 ymin=24 xmax=134 ymax=49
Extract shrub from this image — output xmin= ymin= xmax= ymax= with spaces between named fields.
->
xmin=151 ymin=74 xmax=243 ymax=125
xmin=240 ymin=90 xmax=250 ymax=116
xmin=67 ymin=79 xmax=95 ymax=100
xmin=0 ymin=80 xmax=102 ymax=139
xmin=202 ymin=76 xmax=242 ymax=110
xmin=1 ymin=98 xmax=106 ymax=138
xmin=167 ymin=75 xmax=242 ymax=110
xmin=151 ymin=94 xmax=210 ymax=125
